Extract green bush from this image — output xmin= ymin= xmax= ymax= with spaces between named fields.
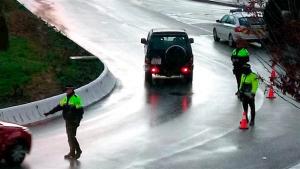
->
xmin=58 ymin=59 xmax=104 ymax=88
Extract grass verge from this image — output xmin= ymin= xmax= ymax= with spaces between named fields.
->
xmin=0 ymin=0 xmax=104 ymax=108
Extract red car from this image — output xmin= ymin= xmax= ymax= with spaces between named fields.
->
xmin=0 ymin=121 xmax=32 ymax=165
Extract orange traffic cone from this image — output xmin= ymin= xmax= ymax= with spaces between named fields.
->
xmin=239 ymin=112 xmax=249 ymax=129
xmin=266 ymin=85 xmax=276 ymax=99
xmin=269 ymin=69 xmax=277 ymax=82
xmin=271 ymin=69 xmax=276 ymax=78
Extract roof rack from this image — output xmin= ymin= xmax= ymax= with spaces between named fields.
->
xmin=229 ymin=8 xmax=243 ymax=13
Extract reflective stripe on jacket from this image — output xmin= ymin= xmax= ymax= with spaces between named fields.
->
xmin=239 ymin=72 xmax=259 ymax=94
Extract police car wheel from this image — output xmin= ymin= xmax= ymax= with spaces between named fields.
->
xmin=228 ymin=34 xmax=236 ymax=47
xmin=213 ymin=29 xmax=220 ymax=42
xmin=261 ymin=39 xmax=269 ymax=48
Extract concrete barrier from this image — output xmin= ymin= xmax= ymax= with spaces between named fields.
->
xmin=0 ymin=65 xmax=116 ymax=126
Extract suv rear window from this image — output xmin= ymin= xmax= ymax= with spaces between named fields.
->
xmin=239 ymin=17 xmax=265 ymax=26
xmin=149 ymin=35 xmax=188 ymax=51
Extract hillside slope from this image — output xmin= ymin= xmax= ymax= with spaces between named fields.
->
xmin=0 ymin=0 xmax=104 ymax=108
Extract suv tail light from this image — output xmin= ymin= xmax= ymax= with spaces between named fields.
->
xmin=181 ymin=67 xmax=190 ymax=74
xmin=150 ymin=66 xmax=159 ymax=74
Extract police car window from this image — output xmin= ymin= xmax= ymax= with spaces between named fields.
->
xmin=248 ymin=17 xmax=264 ymax=25
xmin=239 ymin=17 xmax=264 ymax=26
xmin=220 ymin=15 xmax=229 ymax=23
xmin=226 ymin=16 xmax=235 ymax=24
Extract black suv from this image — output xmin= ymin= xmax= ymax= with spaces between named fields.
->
xmin=141 ymin=29 xmax=194 ymax=84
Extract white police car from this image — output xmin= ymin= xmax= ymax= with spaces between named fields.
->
xmin=213 ymin=9 xmax=267 ymax=47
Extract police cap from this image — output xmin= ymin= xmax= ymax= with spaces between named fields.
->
xmin=65 ymin=85 xmax=75 ymax=91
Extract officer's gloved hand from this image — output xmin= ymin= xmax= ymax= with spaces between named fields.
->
xmin=236 ymin=90 xmax=240 ymax=96
xmin=44 ymin=112 xmax=50 ymax=116
xmin=251 ymin=93 xmax=255 ymax=99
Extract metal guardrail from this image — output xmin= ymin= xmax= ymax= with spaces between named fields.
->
xmin=70 ymin=56 xmax=99 ymax=60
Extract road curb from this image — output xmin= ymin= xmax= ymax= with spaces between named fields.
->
xmin=191 ymin=0 xmax=243 ymax=8
xmin=0 ymin=64 xmax=116 ymax=126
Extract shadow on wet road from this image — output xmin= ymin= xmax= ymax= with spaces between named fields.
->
xmin=144 ymin=78 xmax=193 ymax=127
xmin=0 ymin=162 xmax=30 ymax=169
xmin=66 ymin=159 xmax=81 ymax=169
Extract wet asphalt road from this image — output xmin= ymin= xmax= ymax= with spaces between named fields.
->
xmin=4 ymin=0 xmax=300 ymax=168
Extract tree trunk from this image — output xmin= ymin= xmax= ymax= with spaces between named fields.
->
xmin=264 ymin=0 xmax=300 ymax=100
xmin=0 ymin=2 xmax=9 ymax=51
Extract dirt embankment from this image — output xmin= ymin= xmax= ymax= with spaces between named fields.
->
xmin=0 ymin=0 xmax=104 ymax=108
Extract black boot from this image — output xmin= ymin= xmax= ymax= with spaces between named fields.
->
xmin=250 ymin=120 xmax=255 ymax=126
xmin=74 ymin=150 xmax=82 ymax=159
xmin=64 ymin=153 xmax=75 ymax=159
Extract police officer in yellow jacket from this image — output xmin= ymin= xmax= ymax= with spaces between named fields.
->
xmin=239 ymin=64 xmax=259 ymax=126
xmin=45 ymin=85 xmax=84 ymax=159
xmin=231 ymin=40 xmax=250 ymax=94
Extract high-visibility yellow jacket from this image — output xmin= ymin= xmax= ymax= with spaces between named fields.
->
xmin=59 ymin=94 xmax=82 ymax=109
xmin=48 ymin=93 xmax=84 ymax=121
xmin=239 ymin=72 xmax=259 ymax=95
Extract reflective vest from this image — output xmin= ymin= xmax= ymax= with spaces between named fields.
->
xmin=239 ymin=72 xmax=259 ymax=94
xmin=59 ymin=94 xmax=82 ymax=109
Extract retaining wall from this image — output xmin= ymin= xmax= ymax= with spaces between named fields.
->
xmin=0 ymin=65 xmax=116 ymax=126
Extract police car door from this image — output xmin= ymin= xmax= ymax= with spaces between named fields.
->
xmin=224 ymin=15 xmax=236 ymax=40
xmin=216 ymin=15 xmax=229 ymax=40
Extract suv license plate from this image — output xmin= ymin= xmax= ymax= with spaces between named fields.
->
xmin=151 ymin=58 xmax=161 ymax=65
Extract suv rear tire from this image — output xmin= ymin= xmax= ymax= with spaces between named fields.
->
xmin=184 ymin=71 xmax=193 ymax=83
xmin=145 ymin=72 xmax=152 ymax=84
